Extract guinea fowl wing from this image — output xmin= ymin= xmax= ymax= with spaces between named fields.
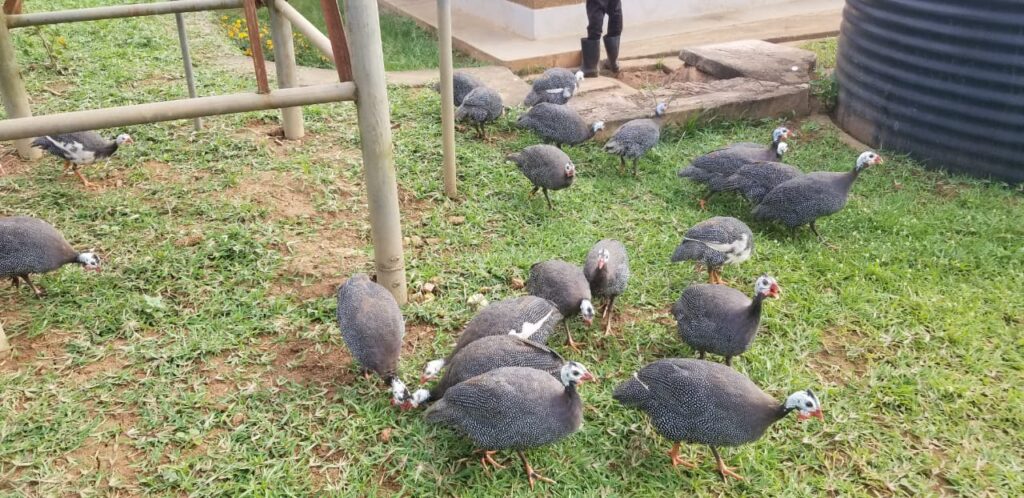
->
xmin=753 ymin=172 xmax=848 ymax=224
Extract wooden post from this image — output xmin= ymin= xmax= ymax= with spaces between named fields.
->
xmin=437 ymin=0 xmax=457 ymax=198
xmin=267 ymin=0 xmax=303 ymax=139
xmin=0 ymin=11 xmax=41 ymax=160
xmin=174 ymin=9 xmax=202 ymax=131
xmin=319 ymin=0 xmax=352 ymax=82
xmin=345 ymin=0 xmax=407 ymax=304
xmin=241 ymin=0 xmax=270 ymax=94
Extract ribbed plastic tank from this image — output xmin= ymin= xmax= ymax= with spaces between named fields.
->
xmin=835 ymin=0 xmax=1024 ymax=182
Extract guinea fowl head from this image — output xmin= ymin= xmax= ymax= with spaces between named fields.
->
xmin=591 ymin=121 xmax=605 ymax=134
xmin=564 ymin=161 xmax=576 ymax=178
xmin=390 ymin=378 xmax=418 ymax=411
xmin=785 ymin=389 xmax=824 ymax=422
xmin=772 ymin=126 xmax=793 ymax=143
xmin=595 ymin=248 xmax=611 ymax=270
xmin=654 ymin=102 xmax=668 ymax=117
xmin=855 ymin=151 xmax=884 ymax=172
xmin=574 ymin=70 xmax=584 ymax=84
xmin=115 ymin=134 xmax=134 ymax=145
xmin=754 ymin=275 xmax=780 ymax=298
xmin=579 ymin=299 xmax=595 ymax=326
xmin=76 ymin=252 xmax=101 ymax=272
xmin=420 ymin=358 xmax=445 ymax=384
xmin=560 ymin=361 xmax=596 ymax=386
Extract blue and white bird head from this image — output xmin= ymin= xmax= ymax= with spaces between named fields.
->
xmin=560 ymin=361 xmax=596 ymax=386
xmin=754 ymin=275 xmax=780 ymax=298
xmin=76 ymin=252 xmax=101 ymax=272
xmin=855 ymin=151 xmax=884 ymax=171
xmin=654 ymin=102 xmax=668 ymax=117
xmin=574 ymin=70 xmax=584 ymax=85
xmin=785 ymin=389 xmax=824 ymax=422
xmin=591 ymin=121 xmax=605 ymax=133
xmin=564 ymin=161 xmax=576 ymax=178
xmin=771 ymin=126 xmax=793 ymax=143
xmin=579 ymin=299 xmax=595 ymax=326
xmin=115 ymin=134 xmax=134 ymax=146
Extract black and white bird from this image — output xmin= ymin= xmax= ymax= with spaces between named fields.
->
xmin=527 ymin=259 xmax=596 ymax=351
xmin=517 ymin=103 xmax=604 ymax=148
xmin=456 ymin=86 xmax=504 ymax=139
xmin=673 ymin=275 xmax=780 ymax=365
xmin=523 ymin=68 xmax=584 ymax=107
xmin=424 ymin=363 xmax=594 ymax=489
xmin=718 ymin=160 xmax=803 ymax=205
xmin=603 ymin=102 xmax=666 ymax=176
xmin=32 ymin=131 xmax=133 ymax=188
xmin=0 ymin=216 xmax=101 ymax=297
xmin=433 ymin=71 xmax=485 ymax=107
xmin=678 ymin=126 xmax=792 ymax=208
xmin=671 ymin=216 xmax=753 ymax=284
xmin=506 ymin=144 xmax=576 ymax=210
xmin=613 ymin=358 xmax=823 ymax=481
xmin=583 ymin=239 xmax=629 ymax=334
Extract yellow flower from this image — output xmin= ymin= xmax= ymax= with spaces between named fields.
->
xmin=239 ymin=32 xmax=248 ymax=39
xmin=244 ymin=48 xmax=252 ymax=56
xmin=266 ymin=40 xmax=274 ymax=49
xmin=221 ymin=16 xmax=227 ymax=21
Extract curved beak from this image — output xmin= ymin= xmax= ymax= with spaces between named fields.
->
xmin=769 ymin=284 xmax=781 ymax=298
xmin=875 ymin=156 xmax=885 ymax=165
xmin=419 ymin=374 xmax=432 ymax=385
xmin=786 ymin=130 xmax=796 ymax=139
xmin=813 ymin=409 xmax=824 ymax=421
xmin=579 ymin=372 xmax=597 ymax=384
xmin=596 ymin=259 xmax=605 ymax=270
xmin=582 ymin=317 xmax=593 ymax=327
xmin=400 ymin=400 xmax=416 ymax=411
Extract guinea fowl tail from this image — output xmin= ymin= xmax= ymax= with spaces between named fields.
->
xmin=678 ymin=165 xmax=711 ymax=181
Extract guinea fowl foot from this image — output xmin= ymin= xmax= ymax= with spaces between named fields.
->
xmin=564 ymin=324 xmax=584 ymax=352
xmin=475 ymin=450 xmax=505 ymax=470
xmin=711 ymin=447 xmax=744 ymax=482
xmin=518 ymin=451 xmax=555 ymax=490
xmin=697 ymin=198 xmax=707 ymax=210
xmin=72 ymin=168 xmax=97 ymax=189
xmin=667 ymin=443 xmax=697 ymax=469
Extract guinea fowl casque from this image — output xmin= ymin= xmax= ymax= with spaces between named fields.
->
xmin=673 ymin=275 xmax=780 ymax=365
xmin=583 ymin=239 xmax=629 ymax=334
xmin=517 ymin=103 xmax=604 ymax=149
xmin=527 ymin=259 xmax=596 ymax=351
xmin=752 ymin=151 xmax=884 ymax=241
xmin=455 ymin=86 xmax=504 ymax=139
xmin=507 ymin=144 xmax=576 ymax=210
xmin=613 ymin=358 xmax=822 ymax=481
xmin=671 ymin=216 xmax=754 ymax=284
xmin=678 ymin=126 xmax=792 ymax=208
xmin=0 ymin=216 xmax=101 ymax=297
xmin=523 ymin=68 xmax=584 ymax=107
xmin=32 ymin=131 xmax=134 ymax=188
xmin=420 ymin=295 xmax=562 ymax=382
xmin=433 ymin=70 xmax=485 ymax=106
xmin=718 ymin=160 xmax=803 ymax=205
xmin=424 ymin=363 xmax=595 ymax=489
xmin=603 ymin=102 xmax=666 ymax=176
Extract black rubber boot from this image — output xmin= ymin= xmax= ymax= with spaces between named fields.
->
xmin=602 ymin=35 xmax=621 ymax=73
xmin=580 ymin=38 xmax=601 ymax=78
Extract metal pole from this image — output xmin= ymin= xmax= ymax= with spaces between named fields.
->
xmin=242 ymin=0 xmax=270 ymax=94
xmin=267 ymin=0 xmax=303 ymax=139
xmin=345 ymin=0 xmax=407 ymax=304
xmin=437 ymin=0 xmax=456 ymax=198
xmin=6 ymin=0 xmax=243 ymax=28
xmin=174 ymin=8 xmax=202 ymax=131
xmin=0 ymin=82 xmax=355 ymax=140
xmin=273 ymin=0 xmax=333 ymax=62
xmin=0 ymin=11 xmax=40 ymax=159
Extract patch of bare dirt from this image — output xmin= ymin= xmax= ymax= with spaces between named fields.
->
xmin=617 ymin=67 xmax=676 ymax=89
xmin=401 ymin=324 xmax=436 ymax=358
xmin=67 ymin=353 xmax=130 ymax=385
xmin=0 ymin=146 xmax=31 ymax=177
xmin=810 ymin=326 xmax=868 ymax=386
xmin=932 ymin=180 xmax=962 ymax=200
xmin=266 ymin=338 xmax=356 ymax=391
xmin=62 ymin=436 xmax=142 ymax=488
xmin=200 ymin=355 xmax=236 ymax=400
xmin=274 ymin=226 xmax=368 ymax=300
xmin=223 ymin=170 xmax=322 ymax=220
xmin=0 ymin=325 xmax=72 ymax=374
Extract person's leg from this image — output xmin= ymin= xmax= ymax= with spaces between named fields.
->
xmin=602 ymin=0 xmax=622 ymax=72
xmin=580 ymin=0 xmax=604 ymax=77
xmin=585 ymin=0 xmax=605 ymax=40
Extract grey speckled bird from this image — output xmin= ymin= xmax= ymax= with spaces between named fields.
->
xmin=603 ymin=102 xmax=666 ymax=176
xmin=527 ymin=259 xmax=595 ymax=351
xmin=0 ymin=216 xmax=101 ymax=297
xmin=752 ymin=151 xmax=883 ymax=242
xmin=32 ymin=131 xmax=134 ymax=188
xmin=718 ymin=160 xmax=803 ymax=205
xmin=583 ymin=239 xmax=629 ymax=334
xmin=671 ymin=217 xmax=753 ymax=284
xmin=456 ymin=86 xmax=504 ymax=139
xmin=420 ymin=295 xmax=562 ymax=382
xmin=432 ymin=71 xmax=485 ymax=106
xmin=678 ymin=126 xmax=793 ymax=208
xmin=507 ymin=145 xmax=576 ymax=210
xmin=613 ymin=358 xmax=823 ymax=481
xmin=517 ymin=103 xmax=604 ymax=148
xmin=524 ymin=68 xmax=584 ymax=107
xmin=673 ymin=276 xmax=780 ymax=366
xmin=424 ymin=363 xmax=594 ymax=489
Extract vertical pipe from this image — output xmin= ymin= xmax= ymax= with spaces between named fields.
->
xmin=319 ymin=0 xmax=353 ymax=82
xmin=0 ymin=11 xmax=41 ymax=160
xmin=241 ymin=0 xmax=270 ymax=94
xmin=345 ymin=0 xmax=407 ymax=304
xmin=436 ymin=0 xmax=456 ymax=198
xmin=174 ymin=9 xmax=202 ymax=131
xmin=267 ymin=0 xmax=303 ymax=139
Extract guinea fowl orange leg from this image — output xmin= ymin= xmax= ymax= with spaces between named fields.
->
xmin=475 ymin=450 xmax=506 ymax=470
xmin=603 ymin=296 xmax=617 ymax=335
xmin=517 ymin=451 xmax=555 ymax=490
xmin=667 ymin=442 xmax=697 ymax=469
xmin=22 ymin=275 xmax=44 ymax=298
xmin=618 ymin=156 xmax=626 ymax=174
xmin=71 ymin=165 xmax=96 ymax=189
xmin=564 ymin=323 xmax=583 ymax=352
xmin=528 ymin=186 xmax=539 ymax=198
xmin=62 ymin=160 xmax=72 ymax=175
xmin=632 ymin=157 xmax=639 ymax=177
xmin=711 ymin=447 xmax=744 ymax=481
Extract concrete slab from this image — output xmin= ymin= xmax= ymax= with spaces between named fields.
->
xmin=679 ymin=39 xmax=817 ymax=85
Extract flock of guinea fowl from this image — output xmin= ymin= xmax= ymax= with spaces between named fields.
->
xmin=0 ymin=65 xmax=890 ymax=489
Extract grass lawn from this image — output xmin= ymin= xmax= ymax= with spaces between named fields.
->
xmin=2 ymin=4 xmax=1023 ymax=497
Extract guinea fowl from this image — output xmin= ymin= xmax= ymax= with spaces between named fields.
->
xmin=527 ymin=259 xmax=595 ymax=351
xmin=752 ymin=151 xmax=884 ymax=241
xmin=613 ymin=358 xmax=823 ymax=481
xmin=671 ymin=216 xmax=753 ymax=284
xmin=433 ymin=71 xmax=484 ymax=106
xmin=678 ymin=126 xmax=792 ymax=208
xmin=32 ymin=131 xmax=134 ymax=188
xmin=523 ymin=68 xmax=584 ymax=107
xmin=0 ymin=216 xmax=101 ymax=297
xmin=718 ymin=160 xmax=803 ymax=205
xmin=336 ymin=274 xmax=412 ymax=408
xmin=583 ymin=239 xmax=629 ymax=334
xmin=517 ymin=103 xmax=604 ymax=148
xmin=603 ymin=102 xmax=666 ymax=176
xmin=410 ymin=335 xmax=566 ymax=407
xmin=507 ymin=144 xmax=576 ymax=210
xmin=456 ymin=86 xmax=504 ymax=139
xmin=673 ymin=275 xmax=780 ymax=366
xmin=420 ymin=295 xmax=562 ymax=382
xmin=424 ymin=363 xmax=595 ymax=489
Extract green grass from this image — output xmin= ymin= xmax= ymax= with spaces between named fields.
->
xmin=803 ymin=38 xmax=839 ymax=111
xmin=3 ymin=4 xmax=1024 ymax=496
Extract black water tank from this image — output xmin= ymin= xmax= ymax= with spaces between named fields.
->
xmin=835 ymin=0 xmax=1024 ymax=182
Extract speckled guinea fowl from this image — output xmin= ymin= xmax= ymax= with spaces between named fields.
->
xmin=718 ymin=160 xmax=803 ymax=205
xmin=424 ymin=363 xmax=594 ymax=489
xmin=603 ymin=103 xmax=666 ymax=176
xmin=420 ymin=295 xmax=562 ymax=382
xmin=523 ymin=68 xmax=584 ymax=107
xmin=613 ymin=358 xmax=823 ymax=481
xmin=0 ymin=216 xmax=101 ymax=297
xmin=671 ymin=217 xmax=753 ymax=284
xmin=433 ymin=71 xmax=484 ymax=106
xmin=583 ymin=239 xmax=629 ymax=334
xmin=678 ymin=126 xmax=792 ymax=208
xmin=752 ymin=151 xmax=883 ymax=241
xmin=673 ymin=275 xmax=780 ymax=366
xmin=517 ymin=103 xmax=604 ymax=148
xmin=507 ymin=145 xmax=576 ymax=209
xmin=456 ymin=86 xmax=504 ymax=139
xmin=410 ymin=335 xmax=565 ymax=406
xmin=32 ymin=131 xmax=133 ymax=188
xmin=527 ymin=260 xmax=595 ymax=351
